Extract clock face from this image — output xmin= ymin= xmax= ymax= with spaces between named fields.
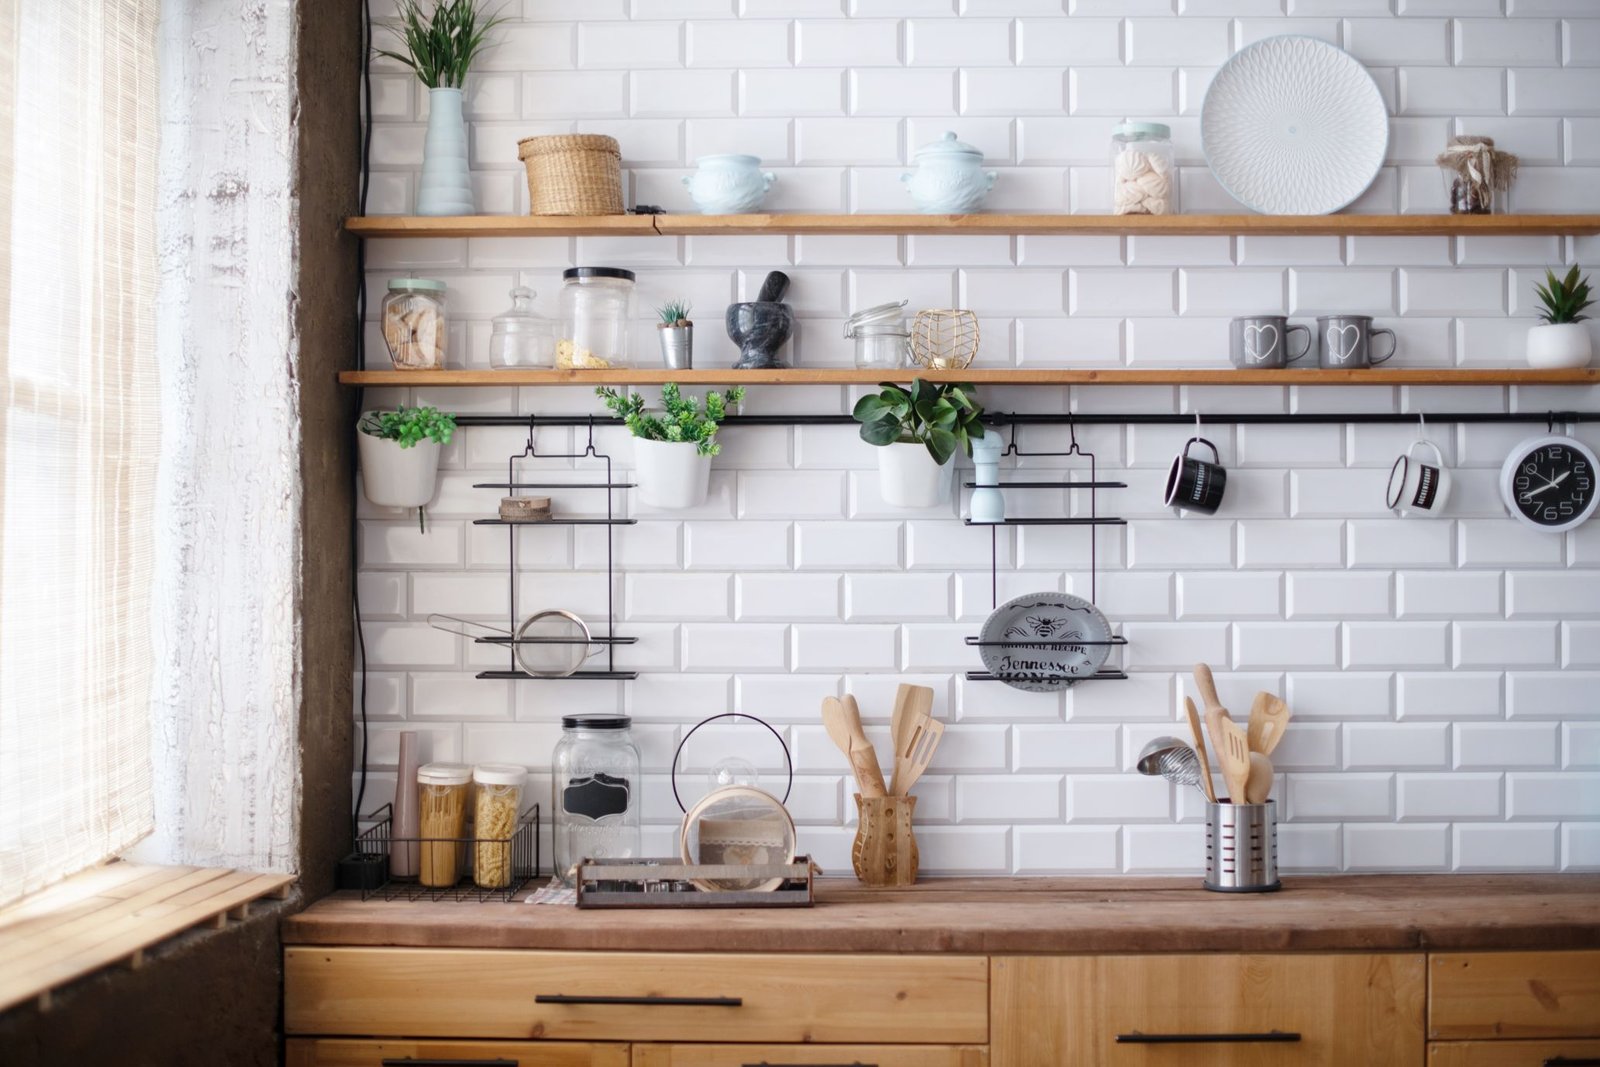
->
xmin=1501 ymin=435 xmax=1599 ymax=533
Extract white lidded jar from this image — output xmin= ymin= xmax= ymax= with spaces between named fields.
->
xmin=489 ymin=286 xmax=554 ymax=368
xmin=1111 ymin=122 xmax=1177 ymax=216
xmin=901 ymin=132 xmax=998 ymax=214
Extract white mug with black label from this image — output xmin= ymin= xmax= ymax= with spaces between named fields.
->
xmin=1386 ymin=439 xmax=1452 ymax=518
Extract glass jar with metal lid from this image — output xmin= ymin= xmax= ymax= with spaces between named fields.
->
xmin=1111 ymin=122 xmax=1177 ymax=216
xmin=845 ymin=300 xmax=910 ymax=370
xmin=382 ymin=277 xmax=448 ymax=369
xmin=552 ymin=715 xmax=641 ymax=885
xmin=489 ymin=286 xmax=555 ymax=368
xmin=557 ymin=267 xmax=636 ymax=369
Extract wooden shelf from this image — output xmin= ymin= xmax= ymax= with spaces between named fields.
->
xmin=346 ymin=212 xmax=1600 ymax=239
xmin=339 ymin=367 xmax=1600 ymax=387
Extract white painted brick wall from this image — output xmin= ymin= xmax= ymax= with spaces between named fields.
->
xmin=358 ymin=1 xmax=1600 ymax=875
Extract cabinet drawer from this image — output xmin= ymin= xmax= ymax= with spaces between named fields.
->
xmin=1428 ymin=1040 xmax=1600 ymax=1067
xmin=1431 ymin=952 xmax=1600 ymax=1040
xmin=285 ymin=948 xmax=988 ymax=1044
xmin=632 ymin=1044 xmax=988 ymax=1067
xmin=284 ymin=1039 xmax=629 ymax=1067
xmin=991 ymin=954 xmax=1425 ymax=1067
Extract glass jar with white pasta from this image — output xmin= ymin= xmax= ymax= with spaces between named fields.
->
xmin=471 ymin=763 xmax=525 ymax=889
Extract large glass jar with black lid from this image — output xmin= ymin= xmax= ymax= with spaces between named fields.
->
xmin=557 ymin=266 xmax=635 ymax=369
xmin=551 ymin=714 xmax=641 ymax=885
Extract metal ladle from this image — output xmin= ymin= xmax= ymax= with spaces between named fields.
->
xmin=1136 ymin=735 xmax=1212 ymax=799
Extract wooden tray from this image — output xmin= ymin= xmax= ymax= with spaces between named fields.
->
xmin=575 ymin=856 xmax=817 ymax=909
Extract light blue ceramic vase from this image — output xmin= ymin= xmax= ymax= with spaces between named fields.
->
xmin=901 ymin=132 xmax=998 ymax=214
xmin=682 ymin=154 xmax=776 ymax=215
xmin=417 ymin=87 xmax=474 ymax=217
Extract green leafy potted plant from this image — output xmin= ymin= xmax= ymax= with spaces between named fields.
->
xmin=596 ymin=384 xmax=743 ymax=509
xmin=852 ymin=379 xmax=985 ymax=508
xmin=1529 ymin=265 xmax=1594 ymax=369
xmin=656 ymin=300 xmax=693 ymax=370
xmin=377 ymin=0 xmax=506 ymax=216
xmin=358 ymin=406 xmax=458 ymax=530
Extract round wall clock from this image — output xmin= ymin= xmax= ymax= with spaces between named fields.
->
xmin=1500 ymin=434 xmax=1599 ymax=533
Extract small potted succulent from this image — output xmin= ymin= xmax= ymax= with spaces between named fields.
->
xmin=656 ymin=300 xmax=693 ymax=370
xmin=597 ymin=383 xmax=744 ymax=509
xmin=852 ymin=379 xmax=985 ymax=508
xmin=358 ymin=406 xmax=457 ymax=530
xmin=1528 ymin=265 xmax=1594 ymax=369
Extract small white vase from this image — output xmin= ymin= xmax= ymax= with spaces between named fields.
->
xmin=359 ymin=431 xmax=442 ymax=509
xmin=877 ymin=440 xmax=953 ymax=508
xmin=1527 ymin=322 xmax=1594 ymax=369
xmin=633 ymin=437 xmax=711 ymax=509
xmin=418 ymin=87 xmax=474 ymax=217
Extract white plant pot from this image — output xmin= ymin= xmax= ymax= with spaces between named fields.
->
xmin=417 ymin=87 xmax=474 ymax=217
xmin=876 ymin=440 xmax=953 ymax=508
xmin=633 ymin=437 xmax=711 ymax=510
xmin=1527 ymin=321 xmax=1594 ymax=369
xmin=359 ymin=430 xmax=442 ymax=509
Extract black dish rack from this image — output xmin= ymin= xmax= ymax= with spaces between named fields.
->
xmin=354 ymin=802 xmax=541 ymax=902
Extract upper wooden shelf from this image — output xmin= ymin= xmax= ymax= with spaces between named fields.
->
xmin=339 ymin=367 xmax=1600 ymax=388
xmin=345 ymin=212 xmax=1600 ymax=239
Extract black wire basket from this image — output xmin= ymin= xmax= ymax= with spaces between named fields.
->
xmin=355 ymin=802 xmax=540 ymax=902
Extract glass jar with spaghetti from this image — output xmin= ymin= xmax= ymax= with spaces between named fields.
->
xmin=471 ymin=763 xmax=525 ymax=889
xmin=416 ymin=762 xmax=471 ymax=887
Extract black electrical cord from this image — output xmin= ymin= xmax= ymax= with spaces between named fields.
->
xmin=350 ymin=0 xmax=374 ymax=848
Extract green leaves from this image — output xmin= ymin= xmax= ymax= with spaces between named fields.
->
xmin=596 ymin=385 xmax=746 ymax=457
xmin=376 ymin=0 xmax=507 ymax=89
xmin=358 ymin=406 xmax=457 ymax=448
xmin=1534 ymin=264 xmax=1594 ymax=325
xmin=656 ymin=300 xmax=692 ymax=326
xmin=851 ymin=379 xmax=986 ymax=464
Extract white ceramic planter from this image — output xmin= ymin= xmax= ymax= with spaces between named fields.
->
xmin=634 ymin=437 xmax=711 ymax=509
xmin=877 ymin=440 xmax=953 ymax=508
xmin=418 ymin=87 xmax=474 ymax=217
xmin=1527 ymin=322 xmax=1594 ymax=369
xmin=359 ymin=431 xmax=442 ymax=509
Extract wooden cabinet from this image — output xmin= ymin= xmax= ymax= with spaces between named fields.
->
xmin=284 ymin=1039 xmax=629 ymax=1067
xmin=1431 ymin=952 xmax=1600 ymax=1041
xmin=990 ymin=953 xmax=1426 ymax=1067
xmin=284 ymin=948 xmax=988 ymax=1045
xmin=630 ymin=1045 xmax=988 ymax=1066
xmin=1428 ymin=1039 xmax=1600 ymax=1066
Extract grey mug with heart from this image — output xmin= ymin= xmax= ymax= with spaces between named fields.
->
xmin=1317 ymin=314 xmax=1396 ymax=369
xmin=1230 ymin=315 xmax=1311 ymax=369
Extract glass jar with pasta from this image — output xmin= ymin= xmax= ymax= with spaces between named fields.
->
xmin=471 ymin=763 xmax=525 ymax=889
xmin=416 ymin=762 xmax=471 ymax=887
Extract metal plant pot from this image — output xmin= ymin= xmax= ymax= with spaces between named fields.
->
xmin=658 ymin=323 xmax=693 ymax=369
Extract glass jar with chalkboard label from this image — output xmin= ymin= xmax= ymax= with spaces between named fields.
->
xmin=552 ymin=714 xmax=641 ymax=886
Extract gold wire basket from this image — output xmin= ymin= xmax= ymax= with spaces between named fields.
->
xmin=910 ymin=309 xmax=980 ymax=370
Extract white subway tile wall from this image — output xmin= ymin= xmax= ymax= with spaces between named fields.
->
xmin=358 ymin=2 xmax=1600 ymax=876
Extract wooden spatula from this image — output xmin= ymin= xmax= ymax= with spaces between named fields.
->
xmin=822 ymin=696 xmax=887 ymax=798
xmin=1184 ymin=697 xmax=1218 ymax=804
xmin=893 ymin=714 xmax=943 ymax=796
xmin=1247 ymin=691 xmax=1292 ymax=756
xmin=1213 ymin=713 xmax=1252 ymax=804
xmin=888 ymin=684 xmax=934 ymax=796
xmin=1244 ymin=752 xmax=1274 ymax=804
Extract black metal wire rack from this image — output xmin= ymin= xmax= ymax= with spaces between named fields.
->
xmin=355 ymin=802 xmax=541 ymax=902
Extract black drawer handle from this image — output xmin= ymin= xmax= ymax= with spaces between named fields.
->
xmin=1546 ymin=1059 xmax=1600 ymax=1066
xmin=535 ymin=993 xmax=743 ymax=1007
xmin=381 ymin=1060 xmax=518 ymax=1066
xmin=1117 ymin=1030 xmax=1302 ymax=1044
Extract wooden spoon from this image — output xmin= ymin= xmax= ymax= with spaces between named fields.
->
xmin=827 ymin=695 xmax=887 ymax=798
xmin=1184 ymin=697 xmax=1218 ymax=804
xmin=888 ymin=684 xmax=934 ymax=796
xmin=1247 ymin=691 xmax=1292 ymax=757
xmin=1244 ymin=751 xmax=1274 ymax=804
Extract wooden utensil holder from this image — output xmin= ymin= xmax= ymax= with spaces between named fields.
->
xmin=851 ymin=793 xmax=918 ymax=887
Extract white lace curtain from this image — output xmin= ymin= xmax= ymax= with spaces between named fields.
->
xmin=0 ymin=0 xmax=161 ymax=906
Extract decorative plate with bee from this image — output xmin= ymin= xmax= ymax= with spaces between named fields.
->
xmin=978 ymin=592 xmax=1114 ymax=693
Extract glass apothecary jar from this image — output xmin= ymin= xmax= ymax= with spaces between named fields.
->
xmin=1437 ymin=135 xmax=1517 ymax=216
xmin=489 ymin=286 xmax=555 ymax=368
xmin=382 ymin=278 xmax=448 ymax=369
xmin=472 ymin=763 xmax=525 ymax=889
xmin=1111 ymin=122 xmax=1176 ymax=216
xmin=845 ymin=301 xmax=910 ymax=370
xmin=557 ymin=267 xmax=635 ymax=369
xmin=416 ymin=761 xmax=471 ymax=887
xmin=552 ymin=714 xmax=640 ymax=885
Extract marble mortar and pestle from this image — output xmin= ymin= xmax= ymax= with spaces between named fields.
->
xmin=726 ymin=271 xmax=794 ymax=369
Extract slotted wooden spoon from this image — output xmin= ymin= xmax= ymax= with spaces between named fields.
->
xmin=1213 ymin=713 xmax=1252 ymax=804
xmin=889 ymin=684 xmax=935 ymax=796
xmin=1247 ymin=691 xmax=1292 ymax=757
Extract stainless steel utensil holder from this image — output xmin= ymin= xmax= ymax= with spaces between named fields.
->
xmin=1204 ymin=799 xmax=1280 ymax=893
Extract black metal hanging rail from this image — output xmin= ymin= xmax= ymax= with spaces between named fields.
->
xmin=450 ymin=409 xmax=1600 ymax=429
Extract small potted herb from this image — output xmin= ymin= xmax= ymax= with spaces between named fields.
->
xmin=656 ymin=300 xmax=693 ymax=370
xmin=358 ymin=406 xmax=457 ymax=529
xmin=377 ymin=0 xmax=507 ymax=216
xmin=852 ymin=379 xmax=985 ymax=508
xmin=1528 ymin=265 xmax=1594 ymax=369
xmin=596 ymin=383 xmax=743 ymax=509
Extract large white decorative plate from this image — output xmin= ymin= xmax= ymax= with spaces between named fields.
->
xmin=1202 ymin=35 xmax=1388 ymax=216
xmin=978 ymin=592 xmax=1114 ymax=693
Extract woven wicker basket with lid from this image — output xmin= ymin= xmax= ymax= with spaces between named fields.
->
xmin=518 ymin=134 xmax=624 ymax=216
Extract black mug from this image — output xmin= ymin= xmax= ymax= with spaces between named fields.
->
xmin=1165 ymin=437 xmax=1227 ymax=514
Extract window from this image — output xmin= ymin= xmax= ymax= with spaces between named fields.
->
xmin=0 ymin=0 xmax=161 ymax=907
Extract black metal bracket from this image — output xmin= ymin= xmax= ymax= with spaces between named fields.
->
xmin=454 ymin=409 xmax=1600 ymax=429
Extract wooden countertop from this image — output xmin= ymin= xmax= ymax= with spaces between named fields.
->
xmin=284 ymin=875 xmax=1600 ymax=955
